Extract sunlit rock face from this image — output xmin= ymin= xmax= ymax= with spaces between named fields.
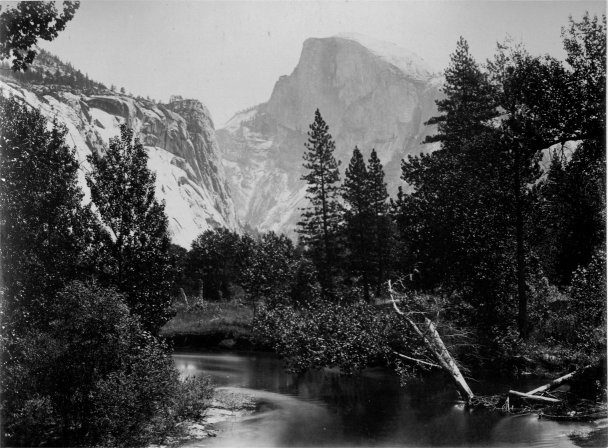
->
xmin=0 ymin=81 xmax=239 ymax=248
xmin=218 ymin=34 xmax=442 ymax=237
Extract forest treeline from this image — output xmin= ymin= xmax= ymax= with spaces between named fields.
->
xmin=171 ymin=13 xmax=606 ymax=377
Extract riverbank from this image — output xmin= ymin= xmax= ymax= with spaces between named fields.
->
xmin=170 ymin=351 xmax=608 ymax=447
xmin=150 ymin=388 xmax=258 ymax=448
xmin=161 ymin=301 xmax=254 ymax=349
xmin=160 ymin=300 xmax=603 ymax=380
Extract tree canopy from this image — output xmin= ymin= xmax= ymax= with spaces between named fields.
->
xmin=0 ymin=1 xmax=80 ymax=71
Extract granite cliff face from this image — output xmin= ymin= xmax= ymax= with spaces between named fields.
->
xmin=0 ymin=80 xmax=239 ymax=248
xmin=218 ymin=34 xmax=442 ymax=236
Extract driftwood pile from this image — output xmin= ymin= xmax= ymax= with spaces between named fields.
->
xmin=503 ymin=366 xmax=607 ymax=420
xmin=387 ymin=282 xmax=606 ymax=421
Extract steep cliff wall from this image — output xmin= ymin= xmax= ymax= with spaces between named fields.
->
xmin=0 ymin=79 xmax=239 ymax=247
xmin=218 ymin=34 xmax=442 ymax=236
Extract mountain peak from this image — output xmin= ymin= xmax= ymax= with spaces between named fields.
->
xmin=329 ymin=33 xmax=434 ymax=81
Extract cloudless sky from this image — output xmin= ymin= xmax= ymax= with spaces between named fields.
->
xmin=39 ymin=0 xmax=605 ymax=126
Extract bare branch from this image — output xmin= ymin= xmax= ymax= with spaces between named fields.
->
xmin=393 ymin=351 xmax=441 ymax=368
xmin=388 ymin=280 xmax=405 ymax=316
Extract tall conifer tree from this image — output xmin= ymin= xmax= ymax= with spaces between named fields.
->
xmin=424 ymin=37 xmax=497 ymax=150
xmin=400 ymin=38 xmax=516 ymax=336
xmin=298 ymin=109 xmax=342 ymax=296
xmin=342 ymin=147 xmax=372 ymax=299
xmin=367 ymin=149 xmax=392 ymax=295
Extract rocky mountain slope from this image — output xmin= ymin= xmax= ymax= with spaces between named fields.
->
xmin=218 ymin=34 xmax=442 ymax=236
xmin=0 ymin=71 xmax=239 ymax=248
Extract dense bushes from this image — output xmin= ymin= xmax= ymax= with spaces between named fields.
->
xmin=2 ymin=282 xmax=186 ymax=446
xmin=534 ymin=251 xmax=607 ymax=362
xmin=253 ymin=299 xmax=426 ymax=376
xmin=180 ymin=229 xmax=306 ymax=308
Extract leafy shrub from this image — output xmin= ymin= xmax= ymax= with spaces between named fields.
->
xmin=568 ymin=250 xmax=606 ymax=354
xmin=3 ymin=395 xmax=57 ymax=447
xmin=290 ymin=257 xmax=322 ymax=306
xmin=533 ymin=250 xmax=606 ymax=364
xmin=1 ymin=281 xmax=207 ymax=447
xmin=253 ymin=300 xmax=422 ymax=375
xmin=241 ymin=232 xmax=299 ymax=307
xmin=172 ymin=376 xmax=215 ymax=420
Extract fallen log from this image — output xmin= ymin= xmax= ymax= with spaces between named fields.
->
xmin=389 ymin=281 xmax=475 ymax=404
xmin=508 ymin=390 xmax=561 ymax=404
xmin=526 ymin=365 xmax=592 ymax=396
xmin=422 ymin=317 xmax=475 ymax=403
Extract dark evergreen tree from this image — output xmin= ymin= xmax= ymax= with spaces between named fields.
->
xmin=402 ymin=37 xmax=501 ymax=282
xmin=399 ymin=38 xmax=519 ymax=338
xmin=297 ymin=109 xmax=342 ymax=297
xmin=424 ymin=37 xmax=497 ymax=150
xmin=367 ymin=149 xmax=393 ymax=295
xmin=342 ymin=147 xmax=373 ymax=299
xmin=86 ymin=125 xmax=174 ymax=334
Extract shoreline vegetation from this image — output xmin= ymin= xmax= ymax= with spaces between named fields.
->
xmin=161 ymin=298 xmax=606 ymax=429
xmin=161 ymin=300 xmax=254 ymax=349
xmin=149 ymin=388 xmax=258 ymax=448
xmin=161 ymin=298 xmax=603 ymax=378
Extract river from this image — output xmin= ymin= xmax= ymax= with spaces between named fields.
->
xmin=174 ymin=351 xmax=606 ymax=447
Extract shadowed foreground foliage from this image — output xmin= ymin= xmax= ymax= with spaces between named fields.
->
xmin=0 ymin=96 xmax=211 ymax=447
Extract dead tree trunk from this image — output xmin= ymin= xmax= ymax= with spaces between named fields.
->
xmin=389 ymin=282 xmax=475 ymax=404
xmin=526 ymin=365 xmax=592 ymax=396
xmin=508 ymin=390 xmax=561 ymax=404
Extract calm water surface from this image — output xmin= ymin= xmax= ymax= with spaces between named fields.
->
xmin=174 ymin=351 xmax=607 ymax=447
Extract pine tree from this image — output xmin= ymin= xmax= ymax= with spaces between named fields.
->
xmin=342 ymin=147 xmax=372 ymax=299
xmin=400 ymin=38 xmax=516 ymax=336
xmin=297 ymin=109 xmax=342 ymax=297
xmin=86 ymin=124 xmax=174 ymax=334
xmin=403 ymin=37 xmax=502 ymax=281
xmin=424 ymin=37 xmax=497 ymax=150
xmin=367 ymin=149 xmax=392 ymax=295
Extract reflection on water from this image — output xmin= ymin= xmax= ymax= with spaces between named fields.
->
xmin=174 ymin=351 xmax=607 ymax=447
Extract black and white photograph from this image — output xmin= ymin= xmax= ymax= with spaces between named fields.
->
xmin=0 ymin=0 xmax=606 ymax=446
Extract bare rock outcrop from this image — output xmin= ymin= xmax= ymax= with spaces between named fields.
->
xmin=0 ymin=79 xmax=239 ymax=247
xmin=218 ymin=34 xmax=442 ymax=236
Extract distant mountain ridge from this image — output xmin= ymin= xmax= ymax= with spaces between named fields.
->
xmin=0 ymin=54 xmax=239 ymax=248
xmin=218 ymin=34 xmax=443 ymax=236
xmin=1 ymin=34 xmax=443 ymax=242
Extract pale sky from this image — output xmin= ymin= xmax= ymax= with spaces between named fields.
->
xmin=38 ymin=0 xmax=605 ymax=126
